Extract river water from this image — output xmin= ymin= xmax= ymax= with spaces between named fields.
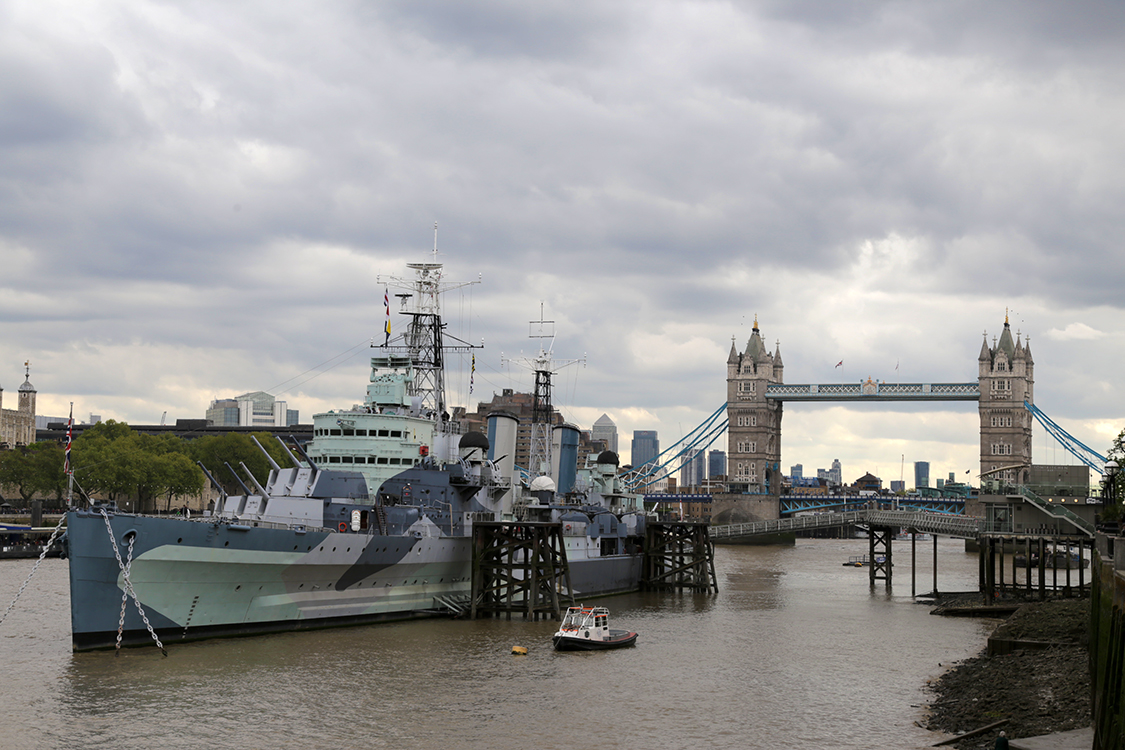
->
xmin=0 ymin=537 xmax=997 ymax=749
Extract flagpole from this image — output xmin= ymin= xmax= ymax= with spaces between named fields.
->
xmin=65 ymin=402 xmax=75 ymax=509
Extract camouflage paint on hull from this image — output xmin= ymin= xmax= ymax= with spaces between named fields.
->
xmin=68 ymin=510 xmax=643 ymax=651
xmin=68 ymin=510 xmax=473 ymax=651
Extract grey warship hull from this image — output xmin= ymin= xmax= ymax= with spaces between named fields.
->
xmin=68 ymin=509 xmax=644 ymax=651
xmin=68 ymin=509 xmax=475 ymax=650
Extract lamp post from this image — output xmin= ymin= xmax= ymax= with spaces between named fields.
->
xmin=1107 ymin=460 xmax=1120 ymax=508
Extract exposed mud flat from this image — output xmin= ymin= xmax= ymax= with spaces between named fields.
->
xmin=925 ymin=598 xmax=1090 ymax=749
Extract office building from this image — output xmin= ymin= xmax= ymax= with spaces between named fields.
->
xmin=207 ymin=391 xmax=298 ymax=428
xmin=914 ymin=461 xmax=930 ymax=489
xmin=631 ymin=430 xmax=659 ymax=470
xmin=591 ymin=414 xmax=619 ymax=454
xmin=708 ymin=450 xmax=726 ymax=479
xmin=680 ymin=448 xmax=704 ymax=488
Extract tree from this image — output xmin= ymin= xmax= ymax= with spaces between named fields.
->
xmin=1104 ymin=427 xmax=1125 ymax=522
xmin=69 ymin=420 xmax=205 ymax=511
xmin=0 ymin=443 xmax=67 ymax=507
xmin=190 ymin=433 xmax=295 ymax=495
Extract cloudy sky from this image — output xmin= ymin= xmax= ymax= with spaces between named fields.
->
xmin=2 ymin=0 xmax=1123 ymax=485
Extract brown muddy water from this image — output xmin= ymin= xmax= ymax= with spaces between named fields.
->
xmin=0 ymin=537 xmax=997 ymax=749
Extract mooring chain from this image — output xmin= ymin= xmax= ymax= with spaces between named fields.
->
xmin=115 ymin=537 xmax=133 ymax=654
xmin=0 ymin=514 xmax=68 ymax=629
xmin=99 ymin=509 xmax=168 ymax=656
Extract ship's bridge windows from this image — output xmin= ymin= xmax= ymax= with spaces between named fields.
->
xmin=329 ymin=456 xmax=341 ymax=464
xmin=390 ymin=430 xmax=403 ymax=438
xmin=377 ymin=457 xmax=389 ymax=465
xmin=341 ymin=456 xmax=354 ymax=463
xmin=330 ymin=429 xmax=342 ymax=436
xmin=356 ymin=429 xmax=367 ymax=436
xmin=354 ymin=457 xmax=367 ymax=464
xmin=378 ymin=429 xmax=390 ymax=437
xmin=388 ymin=458 xmax=402 ymax=465
xmin=342 ymin=429 xmax=355 ymax=436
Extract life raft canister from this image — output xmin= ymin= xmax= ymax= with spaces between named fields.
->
xmin=419 ymin=445 xmax=429 ymax=457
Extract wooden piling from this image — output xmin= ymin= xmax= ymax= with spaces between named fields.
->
xmin=470 ymin=521 xmax=574 ymax=621
xmin=641 ymin=521 xmax=717 ymax=593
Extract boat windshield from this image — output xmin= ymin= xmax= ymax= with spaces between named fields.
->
xmin=560 ymin=609 xmax=590 ymax=630
xmin=560 ymin=607 xmax=607 ymax=631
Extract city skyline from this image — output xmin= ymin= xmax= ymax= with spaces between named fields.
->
xmin=2 ymin=3 xmax=1122 ymax=480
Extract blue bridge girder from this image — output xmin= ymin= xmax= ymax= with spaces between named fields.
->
xmin=764 ymin=382 xmax=980 ymax=401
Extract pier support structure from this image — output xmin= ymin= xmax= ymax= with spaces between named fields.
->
xmin=470 ymin=521 xmax=574 ymax=621
xmin=641 ymin=521 xmax=718 ymax=593
xmin=978 ymin=534 xmax=1091 ymax=602
xmin=868 ymin=525 xmax=894 ymax=587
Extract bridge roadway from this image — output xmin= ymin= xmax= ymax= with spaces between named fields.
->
xmin=709 ymin=508 xmax=983 ymax=542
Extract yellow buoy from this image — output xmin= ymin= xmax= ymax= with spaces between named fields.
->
xmin=512 ymin=646 xmax=528 ymax=655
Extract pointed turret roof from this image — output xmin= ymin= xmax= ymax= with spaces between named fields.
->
xmin=745 ymin=315 xmax=767 ymax=362
xmin=727 ymin=336 xmax=739 ymax=365
xmin=774 ymin=340 xmax=783 ymax=368
xmin=978 ymin=333 xmax=991 ymax=362
xmin=1024 ymin=337 xmax=1034 ymax=364
xmin=997 ymin=312 xmax=1016 ymax=361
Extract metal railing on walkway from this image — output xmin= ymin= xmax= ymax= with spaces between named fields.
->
xmin=1015 ymin=486 xmax=1095 ymax=536
xmin=710 ymin=508 xmax=983 ymax=541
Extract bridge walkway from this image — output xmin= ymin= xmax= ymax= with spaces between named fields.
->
xmin=710 ymin=508 xmax=983 ymax=542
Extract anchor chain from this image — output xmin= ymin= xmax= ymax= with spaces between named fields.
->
xmin=100 ymin=509 xmax=168 ymax=656
xmin=0 ymin=513 xmax=68 ymax=629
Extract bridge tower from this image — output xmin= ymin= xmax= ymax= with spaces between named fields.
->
xmin=726 ymin=317 xmax=783 ymax=494
xmin=977 ymin=312 xmax=1034 ymax=484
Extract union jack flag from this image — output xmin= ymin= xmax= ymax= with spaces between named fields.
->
xmin=64 ymin=404 xmax=74 ymax=475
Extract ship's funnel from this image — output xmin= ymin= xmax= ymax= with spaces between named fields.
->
xmin=551 ymin=423 xmax=580 ymax=494
xmin=487 ymin=411 xmax=518 ymax=484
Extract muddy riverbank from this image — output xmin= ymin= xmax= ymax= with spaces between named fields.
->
xmin=925 ymin=598 xmax=1090 ymax=749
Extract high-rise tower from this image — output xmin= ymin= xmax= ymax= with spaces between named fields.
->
xmin=978 ymin=312 xmax=1034 ymax=484
xmin=726 ymin=316 xmax=784 ymax=494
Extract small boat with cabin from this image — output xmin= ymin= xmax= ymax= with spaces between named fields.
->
xmin=551 ymin=606 xmax=638 ymax=651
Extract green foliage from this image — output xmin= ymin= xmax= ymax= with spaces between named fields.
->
xmin=0 ymin=443 xmax=66 ymax=507
xmin=190 ymin=433 xmax=295 ymax=495
xmin=70 ymin=420 xmax=204 ymax=512
xmin=1103 ymin=426 xmax=1125 ymax=515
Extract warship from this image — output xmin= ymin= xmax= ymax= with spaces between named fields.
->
xmin=66 ymin=256 xmax=650 ymax=651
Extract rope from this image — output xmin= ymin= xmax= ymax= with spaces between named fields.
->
xmin=0 ymin=514 xmax=67 ymax=629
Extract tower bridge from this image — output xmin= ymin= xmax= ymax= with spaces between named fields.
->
xmin=726 ymin=313 xmax=1034 ymax=495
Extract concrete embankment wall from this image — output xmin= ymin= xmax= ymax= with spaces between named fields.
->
xmin=1091 ymin=533 xmax=1125 ymax=750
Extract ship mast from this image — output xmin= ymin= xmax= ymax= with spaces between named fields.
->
xmin=503 ymin=303 xmax=585 ymax=479
xmin=376 ymin=223 xmax=480 ymax=419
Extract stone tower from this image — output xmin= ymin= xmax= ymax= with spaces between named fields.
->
xmin=726 ymin=317 xmax=784 ymax=494
xmin=18 ymin=362 xmax=36 ymax=416
xmin=978 ymin=313 xmax=1034 ymax=484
